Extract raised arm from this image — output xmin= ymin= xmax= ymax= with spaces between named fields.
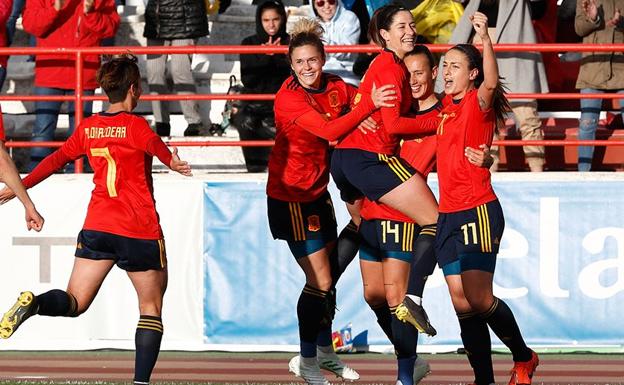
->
xmin=82 ymin=0 xmax=120 ymax=39
xmin=473 ymin=12 xmax=498 ymax=111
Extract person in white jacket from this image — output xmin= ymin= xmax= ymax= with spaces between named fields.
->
xmin=310 ymin=0 xmax=361 ymax=85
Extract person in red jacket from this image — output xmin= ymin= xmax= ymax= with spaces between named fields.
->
xmin=0 ymin=55 xmax=191 ymax=385
xmin=268 ymin=19 xmax=394 ymax=385
xmin=0 ymin=0 xmax=12 ymax=90
xmin=22 ymin=0 xmax=119 ymax=171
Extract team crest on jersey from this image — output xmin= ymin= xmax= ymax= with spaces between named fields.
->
xmin=354 ymin=93 xmax=362 ymax=105
xmin=328 ymin=91 xmax=340 ymax=108
xmin=308 ymin=215 xmax=321 ymax=232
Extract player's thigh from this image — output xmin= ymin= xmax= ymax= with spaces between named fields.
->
xmin=381 ymin=257 xmax=410 ymax=307
xmin=378 ymin=175 xmax=438 ymax=225
xmin=360 ymin=259 xmax=385 ymax=305
xmin=296 ymin=243 xmax=334 ymax=291
xmin=66 ymin=257 xmax=115 ymax=312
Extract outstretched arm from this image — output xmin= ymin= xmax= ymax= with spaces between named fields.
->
xmin=473 ymin=12 xmax=498 ymax=111
xmin=0 ymin=143 xmax=45 ymax=231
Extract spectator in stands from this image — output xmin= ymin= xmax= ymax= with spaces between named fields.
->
xmin=234 ymin=0 xmax=290 ymax=172
xmin=144 ymin=0 xmax=209 ymax=137
xmin=575 ymin=0 xmax=624 ymax=171
xmin=440 ymin=0 xmax=549 ymax=172
xmin=309 ymin=0 xmax=361 ymax=85
xmin=0 ymin=0 xmax=11 ymax=91
xmin=23 ymin=0 xmax=119 ymax=171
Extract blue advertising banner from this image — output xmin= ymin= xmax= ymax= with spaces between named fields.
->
xmin=203 ymin=179 xmax=624 ymax=347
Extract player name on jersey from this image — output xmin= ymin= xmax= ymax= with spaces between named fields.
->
xmin=84 ymin=126 xmax=127 ymax=139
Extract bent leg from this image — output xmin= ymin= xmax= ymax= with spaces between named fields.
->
xmin=378 ymin=175 xmax=438 ymax=226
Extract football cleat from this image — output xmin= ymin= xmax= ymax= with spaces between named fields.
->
xmin=509 ymin=350 xmax=539 ymax=385
xmin=395 ymin=297 xmax=437 ymax=336
xmin=0 ymin=291 xmax=37 ymax=339
xmin=288 ymin=355 xmax=332 ymax=385
xmin=318 ymin=349 xmax=360 ymax=381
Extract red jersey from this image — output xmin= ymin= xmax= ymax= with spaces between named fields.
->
xmin=436 ymin=89 xmax=497 ymax=213
xmin=360 ymin=102 xmax=441 ymax=222
xmin=268 ymin=74 xmax=375 ymax=202
xmin=23 ymin=112 xmax=173 ymax=239
xmin=337 ymin=49 xmax=438 ymax=154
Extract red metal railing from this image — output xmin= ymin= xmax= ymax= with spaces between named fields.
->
xmin=1 ymin=43 xmax=623 ymax=172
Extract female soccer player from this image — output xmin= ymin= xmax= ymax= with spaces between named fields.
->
xmin=0 ymin=55 xmax=191 ymax=385
xmin=268 ymin=19 xmax=394 ymax=385
xmin=358 ymin=46 xmax=492 ymax=385
xmin=435 ymin=13 xmax=538 ymax=385
xmin=329 ymin=8 xmax=442 ymax=334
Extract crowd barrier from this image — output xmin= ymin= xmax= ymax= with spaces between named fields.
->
xmin=1 ymin=43 xmax=624 ymax=171
xmin=1 ymin=173 xmax=623 ymax=352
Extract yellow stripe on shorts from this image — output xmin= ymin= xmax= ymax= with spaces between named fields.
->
xmin=289 ymin=202 xmax=306 ymax=241
xmin=378 ymin=154 xmax=411 ymax=182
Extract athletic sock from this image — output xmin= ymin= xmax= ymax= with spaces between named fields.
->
xmin=134 ymin=315 xmax=163 ymax=385
xmin=317 ymin=325 xmax=333 ymax=348
xmin=458 ymin=312 xmax=494 ymax=385
xmin=298 ymin=284 xmax=329 ymax=358
xmin=397 ymin=355 xmax=417 ymax=385
xmin=36 ymin=289 xmax=78 ymax=317
xmin=371 ymin=302 xmax=393 ymax=340
xmin=330 ymin=220 xmax=361 ymax=284
xmin=390 ymin=306 xmax=418 ymax=385
xmin=480 ymin=297 xmax=532 ymax=362
xmin=406 ymin=224 xmax=437 ymax=297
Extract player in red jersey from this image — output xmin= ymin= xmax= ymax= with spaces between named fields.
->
xmin=0 ymin=107 xmax=45 ymax=232
xmin=436 ymin=13 xmax=538 ymax=385
xmin=330 ymin=5 xmax=439 ymax=236
xmin=357 ymin=47 xmax=492 ymax=385
xmin=268 ymin=19 xmax=395 ymax=385
xmin=0 ymin=55 xmax=192 ymax=385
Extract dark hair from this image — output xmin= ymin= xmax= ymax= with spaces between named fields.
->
xmin=368 ymin=4 xmax=410 ymax=48
xmin=97 ymin=54 xmax=140 ymax=104
xmin=448 ymin=44 xmax=511 ymax=130
xmin=404 ymin=44 xmax=435 ymax=70
xmin=288 ymin=19 xmax=325 ymax=62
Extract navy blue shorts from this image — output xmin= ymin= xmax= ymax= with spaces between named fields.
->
xmin=359 ymin=218 xmax=418 ymax=263
xmin=331 ymin=148 xmax=416 ymax=203
xmin=75 ymin=230 xmax=167 ymax=272
xmin=267 ymin=192 xmax=338 ymax=257
xmin=435 ymin=199 xmax=504 ymax=275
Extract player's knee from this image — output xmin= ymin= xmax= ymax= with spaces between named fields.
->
xmin=363 ymin=288 xmax=385 ymax=307
xmin=384 ymin=288 xmax=403 ymax=308
xmin=464 ymin=292 xmax=493 ymax=314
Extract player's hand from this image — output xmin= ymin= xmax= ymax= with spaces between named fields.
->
xmin=582 ymin=0 xmax=599 ymax=22
xmin=84 ymin=0 xmax=94 ymax=13
xmin=25 ymin=204 xmax=44 ymax=232
xmin=54 ymin=0 xmax=65 ymax=11
xmin=371 ymin=83 xmax=396 ymax=109
xmin=170 ymin=147 xmax=193 ymax=177
xmin=470 ymin=12 xmax=490 ymax=41
xmin=0 ymin=186 xmax=16 ymax=205
xmin=465 ymin=144 xmax=493 ymax=168
xmin=607 ymin=8 xmax=623 ymax=27
xmin=358 ymin=116 xmax=378 ymax=134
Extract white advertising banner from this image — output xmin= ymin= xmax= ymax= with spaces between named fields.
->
xmin=0 ymin=174 xmax=204 ymax=350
